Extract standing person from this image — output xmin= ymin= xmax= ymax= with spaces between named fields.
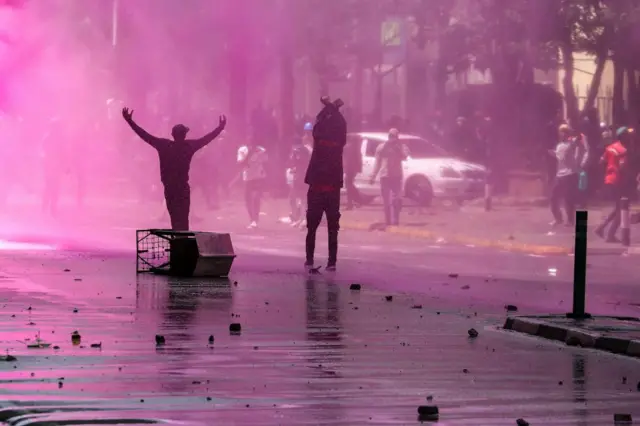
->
xmin=343 ymin=132 xmax=365 ymax=210
xmin=595 ymin=127 xmax=632 ymax=242
xmin=237 ymin=138 xmax=268 ymax=229
xmin=549 ymin=124 xmax=589 ymax=227
xmin=122 ymin=107 xmax=227 ymax=231
xmin=304 ymin=97 xmax=347 ymax=272
xmin=287 ymin=124 xmax=313 ymax=227
xmin=369 ymin=128 xmax=409 ymax=226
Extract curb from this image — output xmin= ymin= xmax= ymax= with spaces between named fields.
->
xmin=340 ymin=220 xmax=572 ymax=256
xmin=504 ymin=316 xmax=640 ymax=358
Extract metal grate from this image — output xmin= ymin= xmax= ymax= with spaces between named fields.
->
xmin=136 ymin=229 xmax=191 ymax=273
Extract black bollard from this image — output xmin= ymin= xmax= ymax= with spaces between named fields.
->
xmin=621 ymin=197 xmax=631 ymax=247
xmin=567 ymin=210 xmax=591 ymax=319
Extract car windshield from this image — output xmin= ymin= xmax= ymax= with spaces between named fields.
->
xmin=401 ymin=137 xmax=448 ymax=158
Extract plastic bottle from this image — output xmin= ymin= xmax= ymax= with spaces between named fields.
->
xmin=578 ymin=171 xmax=588 ymax=191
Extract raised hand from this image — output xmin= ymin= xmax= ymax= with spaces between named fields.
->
xmin=122 ymin=107 xmax=134 ymax=121
xmin=218 ymin=114 xmax=227 ymax=129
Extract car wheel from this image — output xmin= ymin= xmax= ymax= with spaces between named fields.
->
xmin=405 ymin=176 xmax=433 ymax=207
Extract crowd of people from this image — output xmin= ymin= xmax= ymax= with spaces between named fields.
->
xmin=123 ymin=97 xmax=350 ymax=271
xmin=549 ymin=120 xmax=638 ymax=243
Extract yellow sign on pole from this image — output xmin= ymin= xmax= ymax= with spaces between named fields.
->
xmin=381 ymin=20 xmax=401 ymax=46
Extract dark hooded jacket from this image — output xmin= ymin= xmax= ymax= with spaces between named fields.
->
xmin=304 ymin=104 xmax=347 ymax=188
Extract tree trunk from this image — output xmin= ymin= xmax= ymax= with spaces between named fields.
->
xmin=612 ymin=57 xmax=625 ymax=127
xmin=560 ymin=42 xmax=579 ymax=126
xmin=280 ymin=53 xmax=294 ymax=142
xmin=583 ymin=50 xmax=607 ymax=112
xmin=372 ymin=73 xmax=383 ymax=128
xmin=227 ymin=4 xmax=249 ymax=140
xmin=352 ymin=56 xmax=364 ymax=131
xmin=626 ymin=67 xmax=640 ymax=124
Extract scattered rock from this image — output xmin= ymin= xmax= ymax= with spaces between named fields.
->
xmin=468 ymin=328 xmax=479 ymax=338
xmin=90 ymin=343 xmax=102 ymax=349
xmin=74 ymin=278 xmax=82 ymax=282
xmin=233 ymin=281 xmax=238 ymax=286
xmin=411 ymin=304 xmax=423 ymax=309
xmin=426 ymin=395 xmax=433 ymax=401
xmin=155 ymin=335 xmax=166 ymax=345
xmin=349 ymin=283 xmax=361 ymax=291
xmin=461 ymin=285 xmax=470 ymax=290
xmin=505 ymin=304 xmax=518 ymax=312
xmin=558 ymin=381 xmax=563 ymax=385
xmin=27 ymin=306 xmax=32 ymax=311
xmin=63 ymin=269 xmax=70 ymax=272
xmin=116 ymin=296 xmax=122 ymax=299
xmin=448 ymin=273 xmax=459 ymax=278
xmin=58 ymin=381 xmax=63 ymax=388
xmin=192 ymin=380 xmax=201 ymax=384
xmin=516 ymin=419 xmax=530 ymax=426
xmin=462 ymin=368 xmax=469 ymax=373
xmin=637 ymin=381 xmax=640 ymax=391
xmin=71 ymin=331 xmax=81 ymax=344
xmin=614 ymin=413 xmax=633 ymax=424
xmin=53 ymin=346 xmax=60 ymax=350
xmin=206 ymin=397 xmax=212 ymax=401
xmin=417 ymin=405 xmax=439 ymax=421
xmin=565 ymin=336 xmax=581 ymax=346
xmin=385 ymin=295 xmax=393 ymax=302
xmin=208 ymin=335 xmax=215 ymax=344
xmin=622 ymin=376 xmax=627 ymax=384
xmin=614 ymin=413 xmax=632 ymax=423
xmin=1 ymin=354 xmax=17 ymax=362
xmin=73 ymin=308 xmax=78 ymax=313
xmin=229 ymin=323 xmax=242 ymax=334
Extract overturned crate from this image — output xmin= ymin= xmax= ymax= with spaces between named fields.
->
xmin=136 ymin=229 xmax=236 ymax=277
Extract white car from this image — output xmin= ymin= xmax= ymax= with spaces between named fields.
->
xmin=287 ymin=132 xmax=487 ymax=206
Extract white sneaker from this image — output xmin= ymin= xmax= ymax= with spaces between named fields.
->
xmin=279 ymin=216 xmax=293 ymax=224
xmin=247 ymin=221 xmax=258 ymax=229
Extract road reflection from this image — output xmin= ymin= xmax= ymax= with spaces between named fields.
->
xmin=305 ymin=277 xmax=345 ymax=423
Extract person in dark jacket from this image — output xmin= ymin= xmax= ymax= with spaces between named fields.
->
xmin=304 ymin=97 xmax=347 ymax=272
xmin=122 ymin=107 xmax=226 ymax=231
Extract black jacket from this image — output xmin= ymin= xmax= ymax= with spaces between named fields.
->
xmin=304 ymin=104 xmax=347 ymax=187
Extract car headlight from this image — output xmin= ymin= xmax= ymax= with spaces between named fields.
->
xmin=440 ymin=167 xmax=462 ymax=178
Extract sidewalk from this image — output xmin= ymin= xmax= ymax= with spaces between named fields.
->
xmin=1 ymin=194 xmax=638 ymax=257
xmin=505 ymin=315 xmax=640 ymax=358
xmin=339 ymin=203 xmax=639 ymax=256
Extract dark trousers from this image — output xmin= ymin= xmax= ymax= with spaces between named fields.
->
xmin=550 ymin=173 xmax=578 ymax=224
xmin=164 ymin=183 xmax=190 ymax=231
xmin=306 ymin=188 xmax=341 ymax=265
xmin=244 ymin=179 xmax=264 ymax=223
xmin=289 ymin=181 xmax=306 ymax=222
xmin=344 ymin=172 xmax=363 ymax=207
xmin=597 ymin=184 xmax=622 ymax=238
xmin=380 ymin=176 xmax=402 ymax=226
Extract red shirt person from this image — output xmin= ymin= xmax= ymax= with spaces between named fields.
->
xmin=595 ymin=127 xmax=632 ymax=242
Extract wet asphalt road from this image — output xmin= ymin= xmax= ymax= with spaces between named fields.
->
xmin=1 ymin=229 xmax=639 ymax=425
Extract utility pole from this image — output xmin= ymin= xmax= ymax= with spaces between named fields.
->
xmin=111 ymin=0 xmax=119 ymax=47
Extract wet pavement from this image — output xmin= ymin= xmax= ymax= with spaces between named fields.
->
xmin=1 ymin=244 xmax=640 ymax=425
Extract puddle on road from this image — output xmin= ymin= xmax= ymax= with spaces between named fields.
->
xmin=1 ymin=265 xmax=639 ymax=425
